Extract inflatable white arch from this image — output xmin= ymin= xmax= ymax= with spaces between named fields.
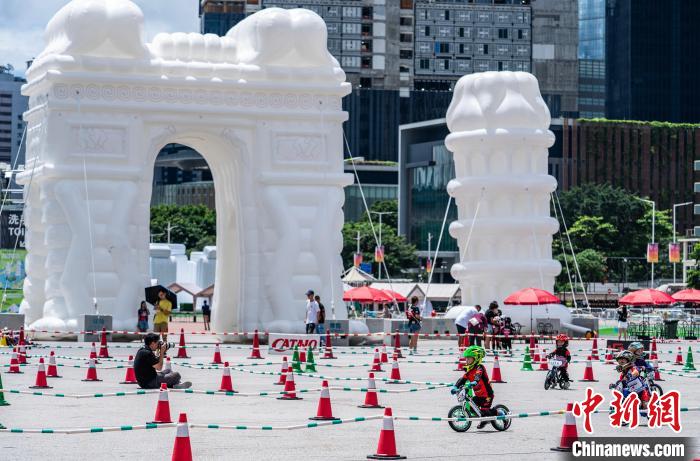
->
xmin=18 ymin=0 xmax=351 ymax=332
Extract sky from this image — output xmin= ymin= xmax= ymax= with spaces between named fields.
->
xmin=0 ymin=0 xmax=199 ymax=76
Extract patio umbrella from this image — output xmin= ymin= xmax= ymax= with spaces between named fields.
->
xmin=618 ymin=289 xmax=674 ymax=306
xmin=342 ymin=286 xmax=393 ymax=303
xmin=503 ymin=288 xmax=561 ymax=333
xmin=671 ymin=289 xmax=700 ymax=303
xmin=382 ymin=289 xmax=407 ymax=303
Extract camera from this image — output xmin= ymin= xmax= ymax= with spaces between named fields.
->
xmin=157 ymin=341 xmax=175 ymax=352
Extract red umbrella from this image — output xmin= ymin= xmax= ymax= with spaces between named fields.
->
xmin=382 ymin=289 xmax=407 ymax=303
xmin=618 ymin=289 xmax=675 ymax=306
xmin=671 ymin=289 xmax=700 ymax=303
xmin=503 ymin=288 xmax=560 ymax=305
xmin=343 ymin=286 xmax=393 ymax=303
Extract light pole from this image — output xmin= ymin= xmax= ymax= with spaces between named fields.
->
xmin=672 ymin=201 xmax=692 ymax=283
xmin=165 ymin=221 xmax=179 ymax=244
xmin=634 ymin=197 xmax=656 ymax=287
xmin=370 ymin=211 xmax=395 ymax=280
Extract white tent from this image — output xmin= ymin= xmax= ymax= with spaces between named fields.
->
xmin=342 ymin=266 xmax=376 ymax=286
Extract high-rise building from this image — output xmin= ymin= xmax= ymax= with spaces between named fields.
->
xmin=578 ymin=0 xmax=606 ymax=118
xmin=0 ymin=66 xmax=28 ymax=167
xmin=606 ymin=0 xmax=700 ymax=123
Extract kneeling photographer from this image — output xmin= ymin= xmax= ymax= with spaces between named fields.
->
xmin=134 ymin=333 xmax=191 ymax=389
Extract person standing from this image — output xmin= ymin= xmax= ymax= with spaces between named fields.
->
xmin=484 ymin=301 xmax=502 ymax=350
xmin=153 ymin=290 xmax=172 ymax=342
xmin=315 ymin=295 xmax=326 ymax=343
xmin=454 ymin=305 xmax=478 ymax=348
xmin=617 ymin=304 xmax=628 ymax=340
xmin=202 ymin=300 xmax=211 ymax=331
xmin=470 ymin=305 xmax=486 ymax=347
xmin=407 ymin=296 xmax=422 ymax=354
xmin=137 ymin=301 xmax=150 ymax=333
xmin=305 ymin=290 xmax=320 ymax=334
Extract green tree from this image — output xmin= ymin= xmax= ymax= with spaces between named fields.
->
xmin=686 ymin=244 xmax=700 ymax=289
xmin=150 ymin=205 xmax=216 ymax=252
xmin=341 ymin=221 xmax=416 ymax=277
xmin=567 ymin=215 xmax=618 ymax=254
xmin=556 ymin=249 xmax=607 ymax=291
xmin=359 ymin=200 xmax=398 ymax=229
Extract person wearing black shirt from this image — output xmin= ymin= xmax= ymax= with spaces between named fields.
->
xmin=617 ymin=304 xmax=628 ymax=340
xmin=202 ymin=300 xmax=211 ymax=331
xmin=407 ymin=296 xmax=422 ymax=354
xmin=134 ymin=333 xmax=191 ymax=389
xmin=484 ymin=301 xmax=502 ymax=350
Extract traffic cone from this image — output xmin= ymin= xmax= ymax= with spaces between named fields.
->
xmin=322 ymin=330 xmax=336 ymax=359
xmin=219 ymin=362 xmax=235 ymax=392
xmin=393 ymin=330 xmax=403 ymax=359
xmin=579 ymin=356 xmax=598 ymax=382
xmin=176 ymin=329 xmax=189 ymax=359
xmin=521 ymin=346 xmax=534 ymax=371
xmin=163 ymin=357 xmax=172 ymax=375
xmin=538 ymin=348 xmax=549 ymax=371
xmin=380 ymin=345 xmax=389 ymax=364
xmin=151 ymin=383 xmax=173 ymax=424
xmin=275 ymin=357 xmax=288 ymax=385
xmin=370 ymin=349 xmax=384 ymax=372
xmin=82 ymin=357 xmax=102 ymax=381
xmin=291 ymin=346 xmax=302 ymax=372
xmin=454 ymin=352 xmax=466 ymax=371
xmin=299 ymin=349 xmax=307 ymax=364
xmin=674 ymin=346 xmax=684 ymax=366
xmin=29 ymin=357 xmax=52 ymax=389
xmin=8 ymin=348 xmax=22 ymax=373
xmin=683 ymin=346 xmax=696 ymax=371
xmin=367 ymin=407 xmax=406 ymax=460
xmin=491 ymin=354 xmax=506 ymax=383
xmin=650 ymin=337 xmax=658 ymax=361
xmin=309 ymin=380 xmax=339 ymax=421
xmin=388 ymin=355 xmax=402 ymax=383
xmin=551 ymin=403 xmax=578 ymax=452
xmin=359 ymin=372 xmax=384 ymax=409
xmin=18 ymin=342 xmax=27 ymax=364
xmin=532 ymin=344 xmax=541 ymax=364
xmin=120 ymin=355 xmax=138 ymax=384
xmin=211 ymin=343 xmax=223 ymax=365
xmin=171 ymin=413 xmax=193 ymax=461
xmin=305 ymin=345 xmax=317 ymax=372
xmin=277 ymin=368 xmax=302 ymax=400
xmin=591 ymin=337 xmax=599 ymax=360
xmin=652 ymin=359 xmax=664 ymax=381
xmin=98 ymin=327 xmax=111 ymax=358
xmin=248 ymin=329 xmax=263 ymax=359
xmin=605 ymin=348 xmax=615 ymax=365
xmin=88 ymin=342 xmax=99 ymax=364
xmin=46 ymin=351 xmax=61 ymax=378
xmin=0 ymin=371 xmax=10 ymax=406
xmin=18 ymin=326 xmax=25 ymax=347
xmin=529 ymin=334 xmax=536 ymax=352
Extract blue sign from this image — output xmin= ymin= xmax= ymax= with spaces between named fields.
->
xmin=360 ymin=263 xmax=372 ymax=274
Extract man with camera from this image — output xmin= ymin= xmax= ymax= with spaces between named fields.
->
xmin=134 ymin=333 xmax=191 ymax=389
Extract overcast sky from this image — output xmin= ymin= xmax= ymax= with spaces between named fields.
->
xmin=0 ymin=0 xmax=199 ymax=76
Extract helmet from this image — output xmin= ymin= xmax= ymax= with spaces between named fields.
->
xmin=555 ymin=333 xmax=569 ymax=347
xmin=462 ymin=345 xmax=486 ymax=372
xmin=628 ymin=342 xmax=644 ymax=356
xmin=615 ymin=350 xmax=635 ymax=371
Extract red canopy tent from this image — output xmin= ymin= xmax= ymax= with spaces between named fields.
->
xmin=342 ymin=286 xmax=393 ymax=303
xmin=503 ymin=288 xmax=561 ymax=332
xmin=618 ymin=289 xmax=675 ymax=306
xmin=671 ymin=289 xmax=700 ymax=303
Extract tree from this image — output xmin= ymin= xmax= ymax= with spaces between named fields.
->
xmin=686 ymin=244 xmax=700 ymax=289
xmin=150 ymin=205 xmax=216 ymax=252
xmin=567 ymin=215 xmax=618 ymax=254
xmin=359 ymin=200 xmax=398 ymax=229
xmin=341 ymin=221 xmax=417 ymax=277
xmin=556 ymin=249 xmax=607 ymax=291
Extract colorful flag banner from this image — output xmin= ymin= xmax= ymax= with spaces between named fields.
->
xmin=426 ymin=258 xmax=432 ymax=273
xmin=374 ymin=246 xmax=384 ymax=263
xmin=668 ymin=243 xmax=681 ymax=263
xmin=647 ymin=243 xmax=659 ymax=263
xmin=353 ymin=252 xmax=363 ymax=268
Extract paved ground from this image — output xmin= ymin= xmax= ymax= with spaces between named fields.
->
xmin=0 ymin=337 xmax=698 ymax=460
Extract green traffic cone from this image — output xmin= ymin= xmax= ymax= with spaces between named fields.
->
xmin=682 ymin=346 xmax=696 ymax=371
xmin=291 ymin=346 xmax=302 ymax=372
xmin=304 ymin=345 xmax=316 ymax=372
xmin=0 ymin=371 xmax=9 ymax=406
xmin=521 ymin=345 xmax=534 ymax=371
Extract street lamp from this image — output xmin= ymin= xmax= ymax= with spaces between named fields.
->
xmin=672 ymin=201 xmax=692 ymax=283
xmin=370 ymin=211 xmax=395 ymax=280
xmin=634 ymin=197 xmax=656 ymax=287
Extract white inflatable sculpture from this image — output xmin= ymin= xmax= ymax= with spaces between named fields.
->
xmin=18 ymin=0 xmax=350 ymax=333
xmin=446 ymin=72 xmax=562 ymax=311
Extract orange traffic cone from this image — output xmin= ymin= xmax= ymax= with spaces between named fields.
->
xmin=322 ymin=330 xmax=336 ymax=359
xmin=82 ymin=358 xmax=102 ymax=382
xmin=275 ymin=357 xmax=288 ymax=385
xmin=29 ymin=358 xmax=52 ymax=389
xmin=551 ymin=403 xmax=579 ymax=452
xmin=359 ymin=372 xmax=384 ymax=409
xmin=539 ymin=348 xmax=549 ymax=371
xmin=380 ymin=345 xmax=389 ymax=364
xmin=371 ymin=349 xmax=384 ymax=372
xmin=367 ymin=407 xmax=406 ymax=460
xmin=491 ymin=355 xmax=506 ymax=383
xmin=454 ymin=352 xmax=466 ymax=371
xmin=18 ymin=326 xmax=25 ymax=346
xmin=176 ymin=329 xmax=189 ymax=359
xmin=388 ymin=355 xmax=402 ymax=383
xmin=529 ymin=334 xmax=536 ymax=353
xmin=98 ymin=327 xmax=111 ymax=358
xmin=171 ymin=413 xmax=193 ymax=461
xmin=652 ymin=359 xmax=664 ymax=381
xmin=219 ymin=362 xmax=235 ymax=392
xmin=605 ymin=348 xmax=614 ymax=364
xmin=650 ymin=337 xmax=658 ymax=360
xmin=18 ymin=342 xmax=27 ymax=364
xmin=532 ymin=345 xmax=541 ymax=364
xmin=591 ymin=337 xmax=599 ymax=360
xmin=163 ymin=357 xmax=172 ymax=375
xmin=277 ymin=368 xmax=302 ymax=400
xmin=88 ymin=342 xmax=99 ymax=364
xmin=8 ymin=348 xmax=22 ymax=373
xmin=393 ymin=330 xmax=403 ymax=359
xmin=579 ymin=356 xmax=598 ymax=382
xmin=674 ymin=346 xmax=683 ymax=366
xmin=211 ymin=343 xmax=223 ymax=365
xmin=248 ymin=329 xmax=263 ymax=359
xmin=151 ymin=383 xmax=173 ymax=424
xmin=120 ymin=355 xmax=138 ymax=384
xmin=46 ymin=351 xmax=61 ymax=378
xmin=310 ymin=380 xmax=339 ymax=421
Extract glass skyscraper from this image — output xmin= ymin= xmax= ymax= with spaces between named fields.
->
xmin=578 ymin=0 xmax=606 ymax=118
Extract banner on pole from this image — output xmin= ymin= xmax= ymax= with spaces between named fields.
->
xmin=374 ymin=245 xmax=384 ymax=263
xmin=646 ymin=243 xmax=659 ymax=263
xmin=353 ymin=252 xmax=363 ymax=268
xmin=668 ymin=243 xmax=681 ymax=263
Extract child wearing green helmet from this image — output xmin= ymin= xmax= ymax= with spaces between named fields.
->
xmin=450 ymin=345 xmax=495 ymax=429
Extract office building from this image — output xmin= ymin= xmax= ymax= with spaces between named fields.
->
xmin=578 ymin=0 xmax=605 ymax=118
xmin=0 ymin=66 xmax=28 ymax=167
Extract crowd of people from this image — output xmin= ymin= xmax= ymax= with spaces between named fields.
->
xmin=453 ymin=301 xmax=513 ymax=351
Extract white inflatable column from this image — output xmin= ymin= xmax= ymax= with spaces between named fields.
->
xmin=445 ymin=72 xmax=561 ymax=308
